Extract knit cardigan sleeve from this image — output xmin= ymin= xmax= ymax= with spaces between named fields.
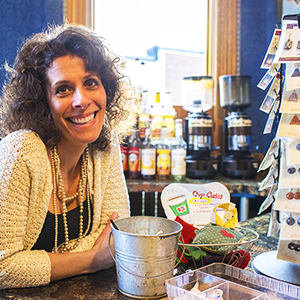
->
xmin=0 ymin=130 xmax=52 ymax=289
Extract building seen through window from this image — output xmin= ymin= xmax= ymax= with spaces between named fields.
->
xmin=95 ymin=0 xmax=208 ymax=106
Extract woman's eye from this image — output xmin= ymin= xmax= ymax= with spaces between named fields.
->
xmin=85 ymin=78 xmax=100 ymax=88
xmin=56 ymin=85 xmax=71 ymax=96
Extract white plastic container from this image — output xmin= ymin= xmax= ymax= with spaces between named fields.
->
xmin=165 ymin=263 xmax=300 ymax=299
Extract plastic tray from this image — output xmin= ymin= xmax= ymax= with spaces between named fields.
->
xmin=165 ymin=263 xmax=300 ymax=299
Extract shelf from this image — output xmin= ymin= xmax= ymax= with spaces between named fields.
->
xmin=126 ymin=175 xmax=268 ymax=197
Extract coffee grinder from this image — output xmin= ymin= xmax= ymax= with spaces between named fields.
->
xmin=219 ymin=75 xmax=259 ymax=179
xmin=181 ymin=75 xmax=218 ymax=179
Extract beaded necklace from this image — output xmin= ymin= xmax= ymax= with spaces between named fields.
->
xmin=49 ymin=146 xmax=91 ymax=253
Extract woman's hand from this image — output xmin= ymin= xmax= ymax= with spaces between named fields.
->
xmin=49 ymin=212 xmax=119 ymax=281
xmin=89 ymin=212 xmax=119 ymax=272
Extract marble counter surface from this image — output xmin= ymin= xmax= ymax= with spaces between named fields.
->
xmin=0 ymin=213 xmax=278 ymax=299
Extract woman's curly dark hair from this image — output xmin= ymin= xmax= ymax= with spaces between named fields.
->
xmin=0 ymin=24 xmax=135 ymax=150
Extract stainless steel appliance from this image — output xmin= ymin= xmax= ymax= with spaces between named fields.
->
xmin=219 ymin=75 xmax=259 ymax=178
xmin=181 ymin=75 xmax=218 ymax=179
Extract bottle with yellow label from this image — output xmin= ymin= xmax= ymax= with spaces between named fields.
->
xmin=141 ymin=127 xmax=156 ymax=180
xmin=156 ymin=126 xmax=171 ymax=180
xmin=171 ymin=119 xmax=187 ymax=182
xmin=150 ymin=92 xmax=164 ymax=141
xmin=138 ymin=91 xmax=151 ymax=141
xmin=162 ymin=92 xmax=176 ymax=138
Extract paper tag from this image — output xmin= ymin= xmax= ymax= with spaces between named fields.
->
xmin=260 ymin=73 xmax=280 ymax=114
xmin=261 ymin=28 xmax=281 ymax=69
xmin=258 ymin=182 xmax=278 ymax=215
xmin=274 ymin=187 xmax=300 ymax=212
xmin=263 ymin=99 xmax=280 ymax=134
xmin=277 ymin=113 xmax=300 ymax=139
xmin=257 ymin=64 xmax=280 ymax=90
xmin=279 ymin=144 xmax=300 ymax=187
xmin=286 ymin=137 xmax=300 ymax=165
xmin=258 ymin=137 xmax=280 ymax=171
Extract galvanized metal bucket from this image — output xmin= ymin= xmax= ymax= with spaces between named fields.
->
xmin=110 ymin=216 xmax=182 ymax=299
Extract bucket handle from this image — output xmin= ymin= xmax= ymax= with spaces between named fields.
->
xmin=108 ymin=232 xmax=185 ymax=279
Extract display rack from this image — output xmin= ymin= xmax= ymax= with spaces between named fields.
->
xmin=252 ymin=13 xmax=300 ymax=286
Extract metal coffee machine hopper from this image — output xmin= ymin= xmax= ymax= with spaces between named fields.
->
xmin=181 ymin=75 xmax=219 ymax=179
xmin=219 ymin=75 xmax=259 ymax=179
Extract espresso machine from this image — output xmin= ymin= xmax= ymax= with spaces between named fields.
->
xmin=181 ymin=75 xmax=219 ymax=179
xmin=219 ymin=75 xmax=259 ymax=179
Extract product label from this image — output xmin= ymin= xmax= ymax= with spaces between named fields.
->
xmin=128 ymin=147 xmax=140 ymax=172
xmin=138 ymin=113 xmax=150 ymax=139
xmin=156 ymin=149 xmax=171 ymax=175
xmin=171 ymin=149 xmax=186 ymax=175
xmin=190 ymin=118 xmax=212 ymax=127
xmin=170 ymin=199 xmax=190 ymax=217
xmin=120 ymin=146 xmax=128 ymax=171
xmin=151 ymin=115 xmax=164 ymax=138
xmin=141 ymin=148 xmax=156 ymax=175
xmin=163 ymin=116 xmax=175 ymax=137
xmin=228 ymin=118 xmax=251 ymax=127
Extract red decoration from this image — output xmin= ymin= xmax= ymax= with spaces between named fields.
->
xmin=220 ymin=229 xmax=234 ymax=239
xmin=175 ymin=216 xmax=199 ymax=244
xmin=226 ymin=250 xmax=251 ymax=269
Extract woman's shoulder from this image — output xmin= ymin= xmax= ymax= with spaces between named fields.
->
xmin=92 ymin=131 xmax=120 ymax=156
xmin=0 ymin=130 xmax=46 ymax=155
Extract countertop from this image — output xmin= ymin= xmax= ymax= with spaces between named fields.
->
xmin=0 ymin=213 xmax=278 ymax=299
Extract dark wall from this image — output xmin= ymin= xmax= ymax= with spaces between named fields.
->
xmin=240 ymin=0 xmax=279 ymax=154
xmin=0 ymin=0 xmax=63 ymax=91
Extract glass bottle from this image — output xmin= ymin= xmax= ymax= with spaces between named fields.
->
xmin=128 ymin=126 xmax=141 ymax=179
xmin=120 ymin=134 xmax=129 ymax=178
xmin=150 ymin=92 xmax=164 ymax=141
xmin=141 ymin=127 xmax=156 ymax=180
xmin=171 ymin=119 xmax=187 ymax=182
xmin=156 ymin=126 xmax=171 ymax=180
xmin=162 ymin=92 xmax=176 ymax=138
xmin=138 ymin=91 xmax=151 ymax=141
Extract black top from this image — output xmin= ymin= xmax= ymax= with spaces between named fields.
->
xmin=32 ymin=199 xmax=93 ymax=252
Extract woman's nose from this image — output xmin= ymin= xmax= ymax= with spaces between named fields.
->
xmin=72 ymin=89 xmax=90 ymax=109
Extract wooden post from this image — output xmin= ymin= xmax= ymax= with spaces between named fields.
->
xmin=65 ymin=0 xmax=94 ymax=29
xmin=208 ymin=0 xmax=237 ymax=153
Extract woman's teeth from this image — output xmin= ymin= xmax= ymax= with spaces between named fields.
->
xmin=70 ymin=113 xmax=95 ymax=124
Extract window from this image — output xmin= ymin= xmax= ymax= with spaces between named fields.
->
xmin=95 ymin=0 xmax=208 ymax=105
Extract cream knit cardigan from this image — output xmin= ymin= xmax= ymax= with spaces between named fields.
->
xmin=0 ymin=130 xmax=130 ymax=289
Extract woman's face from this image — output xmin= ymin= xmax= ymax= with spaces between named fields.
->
xmin=46 ymin=55 xmax=106 ymax=150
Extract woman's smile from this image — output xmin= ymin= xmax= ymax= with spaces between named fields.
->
xmin=68 ymin=111 xmax=97 ymax=125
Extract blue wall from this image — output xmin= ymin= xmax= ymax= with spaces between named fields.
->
xmin=0 ymin=0 xmax=63 ymax=91
xmin=240 ymin=0 xmax=279 ymax=153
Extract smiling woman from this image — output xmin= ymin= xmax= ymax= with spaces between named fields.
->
xmin=0 ymin=24 xmax=135 ymax=289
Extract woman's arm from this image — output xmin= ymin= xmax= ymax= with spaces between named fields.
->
xmin=0 ymin=131 xmax=53 ymax=289
xmin=48 ymin=212 xmax=117 ymax=281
